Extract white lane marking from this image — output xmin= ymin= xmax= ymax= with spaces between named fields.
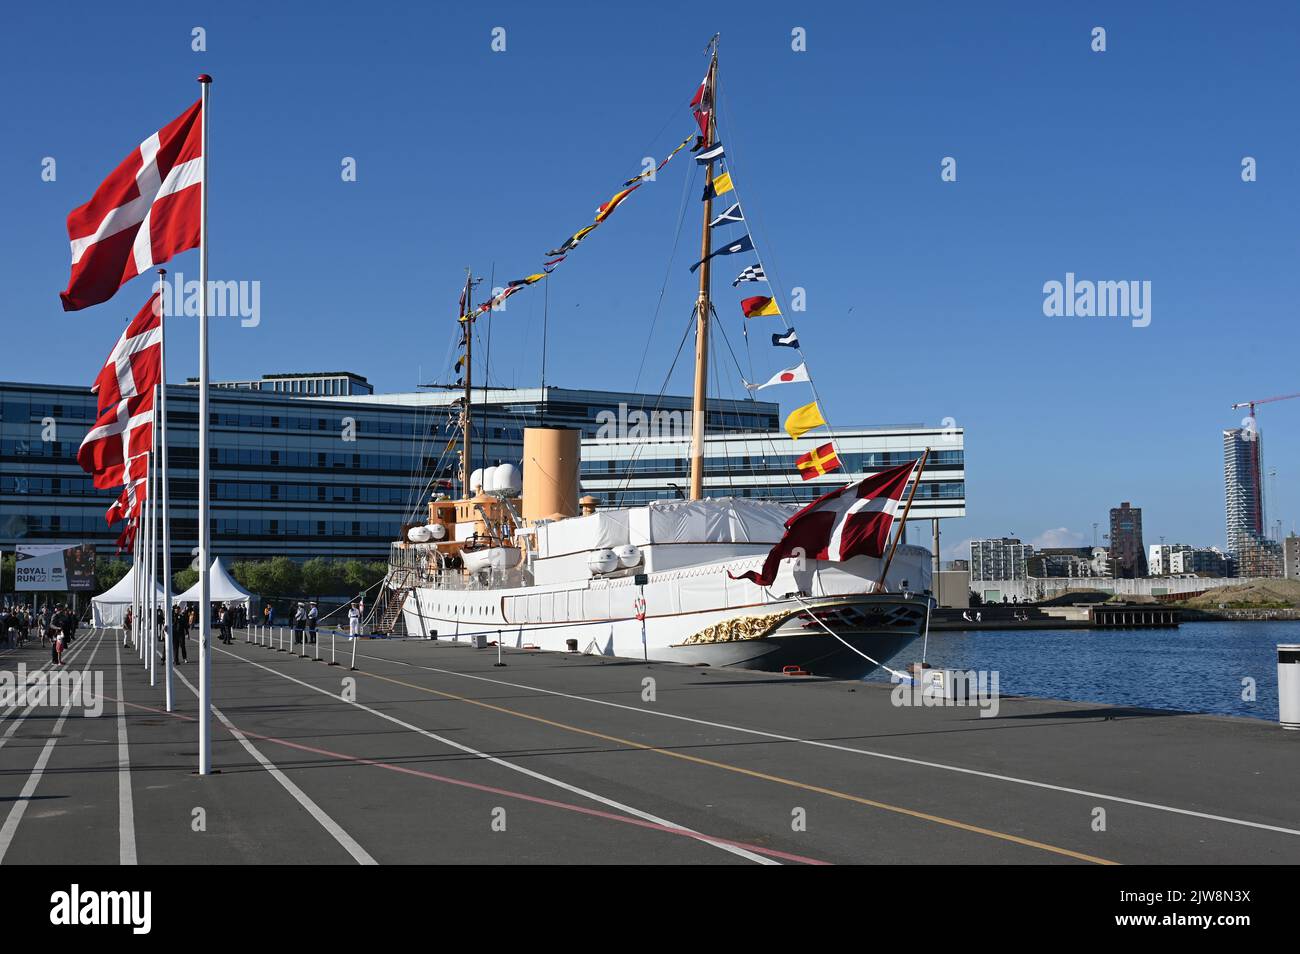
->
xmin=115 ymin=640 xmax=137 ymax=865
xmin=0 ymin=635 xmax=100 ymax=751
xmin=171 ymin=666 xmax=377 ymax=865
xmin=217 ymin=646 xmax=775 ymax=865
xmin=361 ymin=648 xmax=1300 ymax=840
xmin=0 ymin=632 xmax=103 ymax=863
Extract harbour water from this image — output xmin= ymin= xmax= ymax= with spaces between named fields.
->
xmin=870 ymin=620 xmax=1300 ymax=720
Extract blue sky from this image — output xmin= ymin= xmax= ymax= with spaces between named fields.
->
xmin=2 ymin=1 xmax=1298 ymax=556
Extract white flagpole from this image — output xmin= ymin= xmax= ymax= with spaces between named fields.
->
xmin=131 ymin=512 xmax=140 ymax=650
xmin=144 ymin=446 xmax=154 ymax=672
xmin=157 ymin=270 xmax=174 ymax=711
xmin=196 ymin=74 xmax=213 ymax=775
xmin=148 ymin=434 xmax=157 ymax=686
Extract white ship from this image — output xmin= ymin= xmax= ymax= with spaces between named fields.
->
xmin=387 ymin=38 xmax=934 ymax=678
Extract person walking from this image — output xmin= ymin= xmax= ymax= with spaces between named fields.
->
xmin=156 ymin=605 xmax=168 ymax=661
xmin=172 ymin=604 xmax=189 ymax=663
xmin=219 ymin=604 xmax=233 ymax=644
xmin=307 ymin=602 xmax=319 ymax=645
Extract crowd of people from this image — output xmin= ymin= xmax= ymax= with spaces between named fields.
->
xmin=1 ymin=602 xmax=84 ymax=665
xmin=123 ymin=600 xmax=246 ymax=659
xmin=5 ymin=596 xmax=370 ymax=664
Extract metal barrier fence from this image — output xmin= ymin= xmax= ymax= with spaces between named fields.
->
xmin=245 ymin=624 xmax=359 ymax=670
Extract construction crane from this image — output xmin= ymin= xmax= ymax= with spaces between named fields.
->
xmin=1231 ymin=391 xmax=1300 ymax=419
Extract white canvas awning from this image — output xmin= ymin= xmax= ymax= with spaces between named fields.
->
xmin=91 ymin=565 xmax=168 ymax=628
xmin=174 ymin=557 xmax=254 ymax=606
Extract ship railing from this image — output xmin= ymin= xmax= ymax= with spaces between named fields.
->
xmin=389 ymin=542 xmax=535 ymax=590
xmin=413 ymin=567 xmax=534 ymax=591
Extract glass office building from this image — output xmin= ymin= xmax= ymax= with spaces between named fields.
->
xmin=579 ymin=427 xmax=966 ymax=518
xmin=2 ymin=376 xmax=964 ymax=564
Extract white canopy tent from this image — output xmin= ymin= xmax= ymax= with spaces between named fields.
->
xmin=91 ymin=565 xmax=168 ymax=628
xmin=174 ymin=557 xmax=253 ymax=609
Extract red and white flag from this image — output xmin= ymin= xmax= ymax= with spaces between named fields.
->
xmin=730 ymin=459 xmax=920 ymax=587
xmin=115 ymin=516 xmax=139 ymax=554
xmin=92 ymin=293 xmax=162 ymax=415
xmin=689 ymin=70 xmax=711 ymax=135
xmin=78 ymin=392 xmax=154 ymax=489
xmin=745 ymin=363 xmax=809 ymax=391
xmin=60 ymin=100 xmax=202 ymax=311
xmin=105 ymin=464 xmax=148 ymax=527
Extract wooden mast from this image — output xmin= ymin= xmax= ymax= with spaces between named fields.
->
xmin=688 ymin=40 xmax=719 ymax=501
xmin=460 ymin=268 xmax=474 ymax=498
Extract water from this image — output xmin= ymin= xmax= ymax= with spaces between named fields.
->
xmin=868 ymin=621 xmax=1300 ymax=721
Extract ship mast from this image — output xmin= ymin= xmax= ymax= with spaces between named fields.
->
xmin=689 ymin=39 xmax=719 ymax=501
xmin=460 ymin=268 xmax=474 ymax=498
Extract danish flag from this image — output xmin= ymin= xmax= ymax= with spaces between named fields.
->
xmin=730 ymin=459 xmax=920 ymax=587
xmin=115 ymin=517 xmax=139 ymax=554
xmin=77 ymin=391 xmax=154 ymax=490
xmin=92 ymin=293 xmax=162 ymax=415
xmin=105 ymin=461 xmax=149 ymax=527
xmin=60 ymin=100 xmax=202 ymax=311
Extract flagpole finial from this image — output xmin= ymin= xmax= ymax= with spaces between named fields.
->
xmin=197 ymin=74 xmax=212 ymax=84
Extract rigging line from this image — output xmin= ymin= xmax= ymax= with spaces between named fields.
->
xmin=540 ymin=267 xmax=549 ymax=427
xmin=407 ymin=310 xmax=468 ymax=519
xmin=708 ymin=330 xmax=730 ymax=496
xmin=611 ymin=306 xmax=697 ymax=508
xmin=611 ymin=307 xmax=696 ymax=508
xmin=630 ymin=139 xmax=697 ymax=397
xmin=482 ymin=265 xmax=495 ymax=471
xmin=785 ymin=591 xmax=912 ymax=682
xmin=712 ymin=93 xmax=843 ymax=460
xmin=710 ymin=307 xmax=800 ymax=504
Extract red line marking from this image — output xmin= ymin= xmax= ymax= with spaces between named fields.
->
xmin=108 ymin=692 xmax=830 ymax=865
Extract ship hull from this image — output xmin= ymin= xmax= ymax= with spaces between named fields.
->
xmin=401 ymin=588 xmax=928 ymax=680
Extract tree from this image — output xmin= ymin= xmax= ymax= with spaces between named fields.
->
xmin=94 ymin=558 xmax=130 ymax=595
xmin=173 ymin=567 xmax=199 ymax=592
xmin=340 ymin=560 xmax=387 ymax=596
xmin=301 ymin=558 xmax=342 ymax=598
xmin=250 ymin=556 xmax=301 ymax=601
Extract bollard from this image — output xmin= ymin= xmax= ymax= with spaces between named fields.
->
xmin=314 ymin=634 xmax=321 ymax=662
xmin=495 ymin=631 xmax=506 ymax=668
xmin=350 ymin=632 xmax=358 ymax=671
xmin=279 ymin=627 xmax=285 ymax=652
xmin=330 ymin=631 xmax=338 ymax=666
xmin=1280 ymin=644 xmax=1300 ymax=730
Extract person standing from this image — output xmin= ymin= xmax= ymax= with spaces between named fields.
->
xmin=292 ymin=602 xmax=306 ymax=644
xmin=348 ymin=602 xmax=361 ymax=638
xmin=307 ymin=602 xmax=319 ymax=645
xmin=264 ymin=602 xmax=273 ymax=627
xmin=172 ymin=604 xmax=189 ymax=663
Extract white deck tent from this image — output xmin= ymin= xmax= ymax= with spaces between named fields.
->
xmin=174 ymin=557 xmax=254 ymax=609
xmin=91 ymin=565 xmax=169 ymax=628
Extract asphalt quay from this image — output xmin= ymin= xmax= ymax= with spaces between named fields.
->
xmin=1 ymin=628 xmax=1298 ymax=865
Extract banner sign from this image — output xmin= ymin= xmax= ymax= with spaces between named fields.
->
xmin=15 ymin=544 xmax=96 ymax=592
